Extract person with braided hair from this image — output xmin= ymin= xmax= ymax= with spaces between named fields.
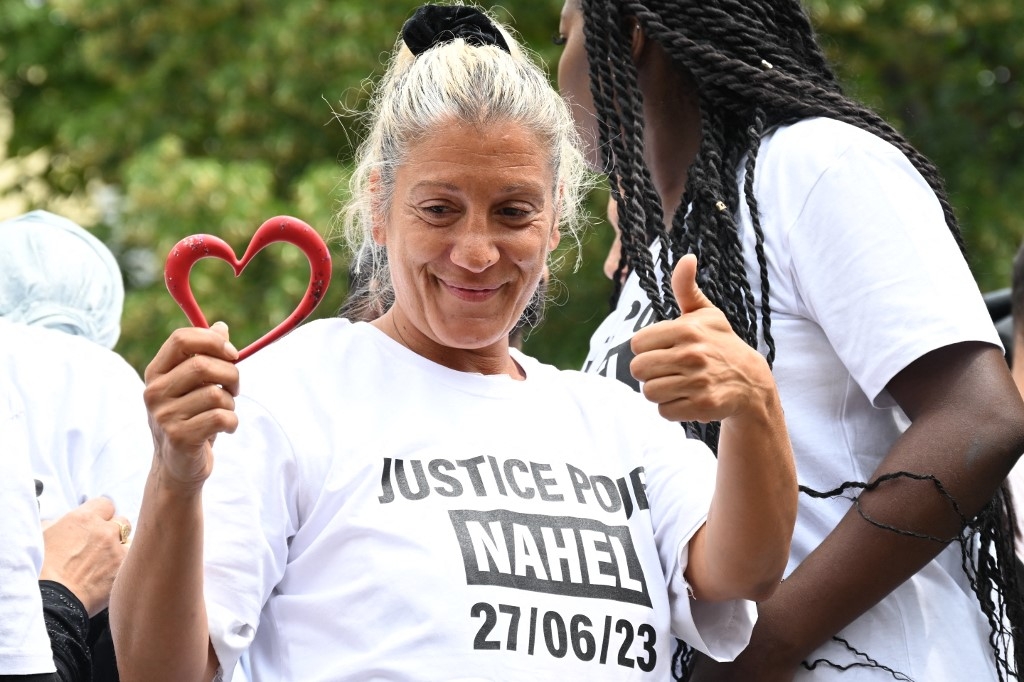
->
xmin=554 ymin=0 xmax=1024 ymax=680
xmin=109 ymin=4 xmax=799 ymax=680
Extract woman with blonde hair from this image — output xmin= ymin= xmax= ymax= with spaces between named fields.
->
xmin=110 ymin=5 xmax=797 ymax=680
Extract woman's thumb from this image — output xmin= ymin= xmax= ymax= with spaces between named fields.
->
xmin=671 ymin=254 xmax=713 ymax=315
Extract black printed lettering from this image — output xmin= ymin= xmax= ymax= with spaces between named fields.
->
xmin=636 ymin=624 xmax=657 ymax=672
xmin=570 ymin=615 xmax=596 ymax=661
xmin=622 ymin=300 xmax=643 ymax=323
xmin=616 ymin=620 xmax=635 ymax=669
xmin=630 ymin=467 xmax=649 ymax=512
xmin=468 ymin=601 xmax=658 ymax=670
xmin=566 ymin=464 xmax=649 ymax=521
xmin=471 ymin=602 xmax=499 ymax=650
xmin=580 ymin=529 xmax=617 ymax=588
xmin=394 ymin=459 xmax=429 ymax=500
xmin=488 ymin=456 xmax=508 ymax=496
xmin=504 ymin=459 xmax=534 ymax=499
xmin=456 ymin=456 xmax=488 ymax=496
xmin=566 ymin=464 xmax=591 ymax=504
xmin=590 ymin=476 xmax=621 ymax=513
xmin=632 ymin=301 xmax=657 ymax=333
xmin=378 ymin=458 xmax=394 ymax=504
xmin=378 ymin=458 xmax=649 ymax=513
xmin=616 ymin=477 xmax=633 ymax=519
xmin=429 ymin=459 xmax=463 ymax=497
xmin=594 ymin=339 xmax=640 ymax=392
xmin=539 ymin=526 xmax=582 ymax=584
xmin=499 ymin=604 xmax=520 ymax=650
xmin=449 ymin=509 xmax=651 ymax=607
xmin=530 ymin=462 xmax=563 ymax=502
xmin=599 ymin=615 xmax=612 ymax=664
xmin=543 ymin=612 xmax=567 ymax=658
xmin=513 ymin=523 xmax=548 ymax=580
xmin=528 ymin=606 xmax=538 ymax=655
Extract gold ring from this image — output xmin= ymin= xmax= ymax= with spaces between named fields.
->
xmin=115 ymin=520 xmax=131 ymax=544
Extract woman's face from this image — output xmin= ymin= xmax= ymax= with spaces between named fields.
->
xmin=556 ymin=0 xmax=601 ymax=170
xmin=375 ymin=119 xmax=560 ymax=358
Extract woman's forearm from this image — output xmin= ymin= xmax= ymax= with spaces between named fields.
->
xmin=693 ymin=384 xmax=797 ymax=602
xmin=109 ymin=464 xmax=215 ymax=682
xmin=721 ymin=343 xmax=1024 ymax=670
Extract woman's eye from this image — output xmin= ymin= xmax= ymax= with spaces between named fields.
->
xmin=552 ymin=33 xmax=566 ymax=46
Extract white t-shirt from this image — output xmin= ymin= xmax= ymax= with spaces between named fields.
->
xmin=1008 ymin=460 xmax=1024 ymax=563
xmin=0 ymin=318 xmax=151 ymax=526
xmin=0 ymin=383 xmax=56 ymax=674
xmin=202 ymin=319 xmax=755 ymax=681
xmin=583 ymin=117 xmax=1004 ymax=680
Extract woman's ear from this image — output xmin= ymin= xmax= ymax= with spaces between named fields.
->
xmin=628 ymin=17 xmax=645 ymax=63
xmin=548 ymin=225 xmax=561 ymax=252
xmin=369 ymin=170 xmax=386 ymax=246
xmin=549 ymin=187 xmax=564 ymax=251
xmin=372 ymin=220 xmax=386 ymax=246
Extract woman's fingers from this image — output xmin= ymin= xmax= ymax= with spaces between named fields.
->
xmin=148 ymin=352 xmax=240 ymax=403
xmin=142 ymin=324 xmax=241 ymax=490
xmin=144 ymin=324 xmax=239 ymax=385
xmin=632 ymin=315 xmax=771 ymax=423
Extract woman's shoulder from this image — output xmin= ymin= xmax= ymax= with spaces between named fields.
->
xmin=753 ymin=116 xmax=923 ymax=210
xmin=242 ymin=317 xmax=357 ymax=359
xmin=0 ymin=317 xmax=143 ymax=387
xmin=767 ymin=116 xmax=885 ymax=146
xmin=760 ymin=117 xmax=903 ymax=169
xmin=236 ymin=317 xmax=369 ymax=385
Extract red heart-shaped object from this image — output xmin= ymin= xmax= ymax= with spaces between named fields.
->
xmin=164 ymin=215 xmax=332 ymax=361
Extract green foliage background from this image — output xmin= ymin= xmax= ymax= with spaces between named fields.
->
xmin=1 ymin=0 xmax=1022 ymax=374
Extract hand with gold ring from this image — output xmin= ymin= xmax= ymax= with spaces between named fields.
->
xmin=114 ymin=518 xmax=132 ymax=545
xmin=40 ymin=497 xmax=132 ymax=617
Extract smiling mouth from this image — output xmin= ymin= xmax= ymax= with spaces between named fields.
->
xmin=443 ymin=281 xmax=501 ymax=302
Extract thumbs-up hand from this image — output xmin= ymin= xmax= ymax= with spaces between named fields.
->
xmin=630 ymin=254 xmax=775 ymax=424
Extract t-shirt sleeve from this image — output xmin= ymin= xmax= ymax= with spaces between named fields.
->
xmin=202 ymin=396 xmax=301 ymax=680
xmin=83 ymin=358 xmax=151 ymax=528
xmin=783 ymin=134 xmax=999 ymax=407
xmin=0 ymin=393 xmax=57 ymax=676
xmin=637 ymin=407 xmax=757 ymax=661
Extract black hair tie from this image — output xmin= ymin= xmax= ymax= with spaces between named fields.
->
xmin=402 ymin=4 xmax=510 ymax=56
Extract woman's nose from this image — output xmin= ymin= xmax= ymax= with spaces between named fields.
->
xmin=450 ymin=218 xmax=499 ymax=272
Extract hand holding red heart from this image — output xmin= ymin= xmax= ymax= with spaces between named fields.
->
xmin=142 ymin=321 xmax=240 ymax=493
xmin=148 ymin=216 xmax=330 ymax=491
xmin=629 ymin=253 xmax=776 ymax=424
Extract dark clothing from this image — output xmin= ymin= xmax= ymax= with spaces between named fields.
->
xmin=0 ymin=581 xmax=98 ymax=682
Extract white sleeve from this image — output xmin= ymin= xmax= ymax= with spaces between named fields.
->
xmin=0 ymin=393 xmax=56 ymax=675
xmin=202 ymin=396 xmax=301 ymax=679
xmin=784 ymin=137 xmax=999 ymax=407
xmin=80 ymin=355 xmax=152 ymax=527
xmin=640 ymin=413 xmax=757 ymax=661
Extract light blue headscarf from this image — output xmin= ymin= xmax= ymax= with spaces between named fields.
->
xmin=0 ymin=210 xmax=124 ymax=349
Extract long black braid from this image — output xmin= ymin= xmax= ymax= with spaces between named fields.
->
xmin=578 ymin=0 xmax=1020 ymax=679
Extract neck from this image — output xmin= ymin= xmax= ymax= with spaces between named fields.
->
xmin=636 ymin=43 xmax=702 ymax=225
xmin=372 ymin=309 xmax=524 ymax=379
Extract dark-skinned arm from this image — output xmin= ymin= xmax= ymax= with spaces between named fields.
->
xmin=692 ymin=341 xmax=1024 ymax=681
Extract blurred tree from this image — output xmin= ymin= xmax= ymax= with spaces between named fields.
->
xmin=806 ymin=0 xmax=1024 ymax=287
xmin=0 ymin=0 xmax=1021 ymax=373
